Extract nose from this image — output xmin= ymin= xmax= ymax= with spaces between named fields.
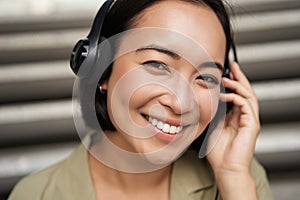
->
xmin=160 ymin=77 xmax=196 ymax=115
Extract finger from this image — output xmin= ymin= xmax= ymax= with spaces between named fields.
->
xmin=230 ymin=62 xmax=253 ymax=92
xmin=226 ymin=105 xmax=241 ymax=133
xmin=222 ymin=77 xmax=255 ymax=99
xmin=222 ymin=77 xmax=259 ymax=118
xmin=220 ymin=93 xmax=258 ymax=127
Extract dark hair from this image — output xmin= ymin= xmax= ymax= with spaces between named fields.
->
xmin=93 ymin=0 xmax=233 ymax=150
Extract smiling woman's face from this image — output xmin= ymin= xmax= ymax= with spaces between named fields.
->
xmin=101 ymin=0 xmax=226 ymax=157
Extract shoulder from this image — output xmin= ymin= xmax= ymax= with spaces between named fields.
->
xmin=8 ymin=144 xmax=95 ymax=200
xmin=8 ymin=158 xmax=66 ymax=199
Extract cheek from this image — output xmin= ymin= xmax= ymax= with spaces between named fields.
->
xmin=109 ymin=81 xmax=158 ymax=118
xmin=197 ymin=89 xmax=220 ymax=122
xmin=106 ymin=77 xmax=134 ymax=128
xmin=106 ymin=83 xmax=147 ymax=131
xmin=128 ymin=85 xmax=161 ymax=110
xmin=128 ymin=88 xmax=146 ymax=109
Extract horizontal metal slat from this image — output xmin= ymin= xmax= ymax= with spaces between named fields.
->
xmin=0 ymin=79 xmax=74 ymax=103
xmin=238 ymin=40 xmax=300 ymax=63
xmin=0 ymin=142 xmax=77 ymax=193
xmin=233 ymin=9 xmax=300 ymax=44
xmin=0 ymin=29 xmax=86 ymax=64
xmin=0 ymin=29 xmax=86 ymax=51
xmin=0 ymin=61 xmax=74 ymax=83
xmin=253 ymin=79 xmax=300 ymax=123
xmin=0 ymin=100 xmax=77 ymax=146
xmin=0 ymin=61 xmax=75 ymax=103
xmin=0 ymin=15 xmax=92 ymax=34
xmin=237 ymin=40 xmax=300 ymax=81
xmin=256 ymin=122 xmax=300 ymax=154
xmin=230 ymin=0 xmax=300 ymax=14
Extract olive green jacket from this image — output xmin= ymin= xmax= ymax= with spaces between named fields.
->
xmin=9 ymin=144 xmax=272 ymax=200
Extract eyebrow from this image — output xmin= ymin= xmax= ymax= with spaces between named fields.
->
xmin=136 ymin=44 xmax=224 ymax=72
xmin=199 ymin=61 xmax=223 ymax=71
xmin=136 ymin=45 xmax=181 ymax=60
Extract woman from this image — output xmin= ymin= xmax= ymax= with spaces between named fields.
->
xmin=9 ymin=0 xmax=272 ymax=199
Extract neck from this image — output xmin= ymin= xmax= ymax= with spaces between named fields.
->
xmin=88 ymin=151 xmax=172 ymax=194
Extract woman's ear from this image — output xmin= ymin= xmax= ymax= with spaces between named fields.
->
xmin=99 ymin=80 xmax=108 ymax=90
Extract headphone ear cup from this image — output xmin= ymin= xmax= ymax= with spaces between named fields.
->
xmin=70 ymin=38 xmax=90 ymax=74
xmin=70 ymin=0 xmax=115 ymax=76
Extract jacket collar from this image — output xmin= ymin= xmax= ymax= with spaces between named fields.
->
xmin=56 ymin=137 xmax=214 ymax=200
xmin=170 ymin=150 xmax=215 ymax=198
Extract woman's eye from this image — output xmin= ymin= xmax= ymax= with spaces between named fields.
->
xmin=196 ymin=75 xmax=219 ymax=85
xmin=142 ymin=61 xmax=170 ymax=72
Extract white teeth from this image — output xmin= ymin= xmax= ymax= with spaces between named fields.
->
xmin=169 ymin=126 xmax=176 ymax=134
xmin=162 ymin=124 xmax=170 ymax=132
xmin=176 ymin=126 xmax=182 ymax=133
xmin=152 ymin=118 xmax=158 ymax=126
xmin=157 ymin=121 xmax=164 ymax=129
xmin=147 ymin=116 xmax=183 ymax=134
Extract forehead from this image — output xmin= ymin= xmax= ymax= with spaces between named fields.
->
xmin=130 ymin=0 xmax=226 ymax=64
xmin=115 ymin=28 xmax=218 ymax=69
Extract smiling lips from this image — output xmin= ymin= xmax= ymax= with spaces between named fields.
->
xmin=147 ymin=116 xmax=183 ymax=134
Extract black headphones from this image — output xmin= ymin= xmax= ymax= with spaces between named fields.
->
xmin=70 ymin=0 xmax=115 ymax=75
xmin=70 ymin=0 xmax=238 ymax=80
